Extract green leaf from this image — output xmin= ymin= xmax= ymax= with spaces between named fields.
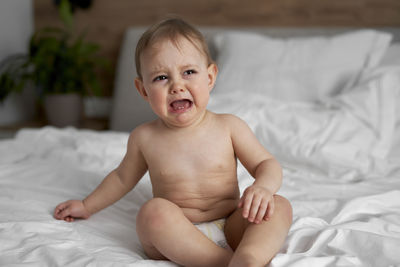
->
xmin=59 ymin=0 xmax=73 ymax=30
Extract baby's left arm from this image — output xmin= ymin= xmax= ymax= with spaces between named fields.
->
xmin=227 ymin=115 xmax=282 ymax=224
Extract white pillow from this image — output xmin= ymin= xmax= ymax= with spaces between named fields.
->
xmin=208 ymin=69 xmax=399 ymax=180
xmin=212 ymin=30 xmax=392 ymax=102
xmin=379 ymin=43 xmax=400 ymax=67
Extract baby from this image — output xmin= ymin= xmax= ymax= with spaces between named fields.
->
xmin=54 ymin=18 xmax=292 ymax=267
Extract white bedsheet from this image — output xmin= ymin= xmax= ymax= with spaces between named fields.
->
xmin=1 ymin=73 xmax=400 ymax=266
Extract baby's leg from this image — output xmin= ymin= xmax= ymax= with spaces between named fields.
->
xmin=224 ymin=195 xmax=292 ymax=267
xmin=136 ymin=198 xmax=232 ymax=267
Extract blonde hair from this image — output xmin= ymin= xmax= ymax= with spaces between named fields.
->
xmin=135 ymin=17 xmax=213 ymax=79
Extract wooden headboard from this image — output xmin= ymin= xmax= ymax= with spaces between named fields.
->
xmin=34 ymin=0 xmax=400 ymax=95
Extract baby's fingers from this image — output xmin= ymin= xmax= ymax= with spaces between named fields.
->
xmin=248 ymin=195 xmax=262 ymax=223
xmin=254 ymin=200 xmax=269 ymax=224
xmin=58 ymin=207 xmax=72 ymax=220
xmin=241 ymin=192 xmax=254 ymax=219
xmin=54 ymin=203 xmax=67 ymax=219
xmin=238 ymin=197 xmax=244 ymax=209
xmin=264 ymin=198 xmax=275 ymax=220
xmin=54 ymin=202 xmax=74 ymax=221
xmin=65 ymin=216 xmax=75 ymax=222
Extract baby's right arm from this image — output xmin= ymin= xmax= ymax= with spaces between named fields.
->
xmin=54 ymin=129 xmax=148 ymax=222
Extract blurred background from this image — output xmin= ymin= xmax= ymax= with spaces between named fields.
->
xmin=1 ymin=0 xmax=399 ymax=138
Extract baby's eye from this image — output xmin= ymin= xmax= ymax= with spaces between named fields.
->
xmin=184 ymin=69 xmax=196 ymax=76
xmin=153 ymin=75 xmax=168 ymax=82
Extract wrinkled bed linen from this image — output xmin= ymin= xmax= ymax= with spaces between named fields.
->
xmin=1 ymin=72 xmax=400 ymax=266
xmin=1 ymin=127 xmax=399 ymax=267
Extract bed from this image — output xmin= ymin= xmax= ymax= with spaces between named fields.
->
xmin=1 ymin=26 xmax=400 ymax=266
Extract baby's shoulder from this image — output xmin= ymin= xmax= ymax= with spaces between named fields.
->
xmin=212 ymin=112 xmax=247 ymax=128
xmin=128 ymin=120 xmax=159 ymax=146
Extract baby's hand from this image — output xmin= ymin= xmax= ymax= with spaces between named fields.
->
xmin=238 ymin=184 xmax=275 ymax=224
xmin=54 ymin=200 xmax=91 ymax=222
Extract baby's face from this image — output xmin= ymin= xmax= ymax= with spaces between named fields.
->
xmin=136 ymin=37 xmax=217 ymax=128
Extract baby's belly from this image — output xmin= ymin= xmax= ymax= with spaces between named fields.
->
xmin=179 ymin=198 xmax=239 ymax=222
xmin=152 ymin=177 xmax=240 ymax=223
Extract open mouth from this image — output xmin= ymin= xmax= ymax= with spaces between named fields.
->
xmin=170 ymin=99 xmax=193 ymax=112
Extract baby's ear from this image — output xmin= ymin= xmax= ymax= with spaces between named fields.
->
xmin=134 ymin=77 xmax=148 ymax=100
xmin=207 ymin=63 xmax=218 ymax=92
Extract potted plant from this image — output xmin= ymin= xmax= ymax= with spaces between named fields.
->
xmin=0 ymin=0 xmax=106 ymax=127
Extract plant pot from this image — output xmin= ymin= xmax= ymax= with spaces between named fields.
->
xmin=44 ymin=93 xmax=83 ymax=127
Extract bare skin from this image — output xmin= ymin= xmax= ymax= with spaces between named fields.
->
xmin=54 ymin=35 xmax=292 ymax=267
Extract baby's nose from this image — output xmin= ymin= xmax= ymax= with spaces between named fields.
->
xmin=170 ymin=82 xmax=186 ymax=94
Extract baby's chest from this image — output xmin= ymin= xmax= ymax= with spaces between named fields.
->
xmin=144 ymin=136 xmax=235 ymax=178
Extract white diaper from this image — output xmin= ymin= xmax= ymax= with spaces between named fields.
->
xmin=194 ymin=218 xmax=230 ymax=249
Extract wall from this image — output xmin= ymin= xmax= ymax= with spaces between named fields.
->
xmin=0 ymin=0 xmax=33 ymax=61
xmin=34 ymin=0 xmax=400 ymax=95
xmin=0 ymin=0 xmax=35 ymax=125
